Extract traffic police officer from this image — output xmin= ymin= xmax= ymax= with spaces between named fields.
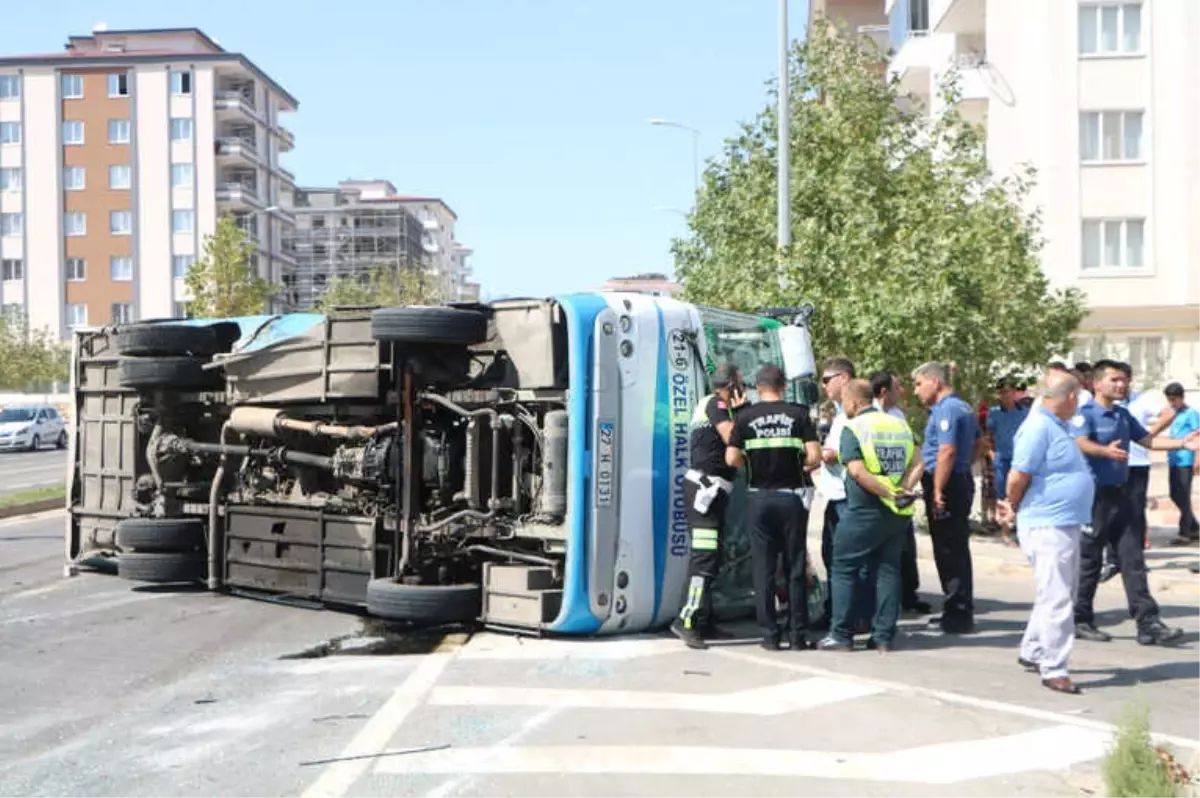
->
xmin=672 ymin=363 xmax=747 ymax=649
xmin=819 ymin=379 xmax=920 ymax=652
xmin=911 ymin=361 xmax=982 ymax=634
xmin=725 ymin=364 xmax=821 ymax=650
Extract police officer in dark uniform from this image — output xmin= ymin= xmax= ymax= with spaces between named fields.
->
xmin=671 ymin=363 xmax=748 ymax=649
xmin=911 ymin=361 xmax=982 ymax=634
xmin=726 ymin=364 xmax=821 ymax=650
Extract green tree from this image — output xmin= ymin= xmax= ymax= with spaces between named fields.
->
xmin=317 ymin=261 xmax=442 ymax=311
xmin=673 ymin=20 xmax=1085 ymax=403
xmin=0 ymin=310 xmax=70 ymax=390
xmin=183 ymin=214 xmax=272 ymax=318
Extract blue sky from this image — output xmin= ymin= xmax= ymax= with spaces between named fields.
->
xmin=2 ymin=1 xmax=808 ymax=299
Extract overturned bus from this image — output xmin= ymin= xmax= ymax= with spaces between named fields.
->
xmin=64 ymin=293 xmax=816 ymax=636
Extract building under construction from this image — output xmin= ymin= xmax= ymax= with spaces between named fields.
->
xmin=283 ymin=181 xmax=432 ymax=310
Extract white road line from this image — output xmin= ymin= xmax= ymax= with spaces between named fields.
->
xmin=457 ymin=632 xmax=683 ymax=661
xmin=713 ymin=648 xmax=1200 ymax=751
xmin=376 ymin=724 xmax=1113 ymax=783
xmin=300 ymin=652 xmax=454 ymax=798
xmin=0 ymin=590 xmax=159 ymax=626
xmin=0 ymin=509 xmax=64 ymax=528
xmin=428 ymin=677 xmax=883 ymax=716
xmin=423 ymin=707 xmax=560 ymax=798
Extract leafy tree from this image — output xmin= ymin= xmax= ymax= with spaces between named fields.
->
xmin=673 ymin=20 xmax=1085 ymax=403
xmin=0 ymin=310 xmax=69 ymax=390
xmin=317 ymin=261 xmax=442 ymax=311
xmin=183 ymin=214 xmax=272 ymax=318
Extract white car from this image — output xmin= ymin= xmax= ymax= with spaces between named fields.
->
xmin=0 ymin=405 xmax=68 ymax=452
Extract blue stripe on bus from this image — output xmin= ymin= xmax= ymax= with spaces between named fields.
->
xmin=651 ymin=302 xmax=670 ymax=619
xmin=548 ymin=293 xmax=606 ymax=635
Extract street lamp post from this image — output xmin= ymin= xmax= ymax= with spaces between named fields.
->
xmin=648 ymin=118 xmax=700 ymax=197
xmin=777 ymin=0 xmax=790 ymax=291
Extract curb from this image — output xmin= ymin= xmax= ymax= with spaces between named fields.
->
xmin=0 ymin=498 xmax=66 ymax=520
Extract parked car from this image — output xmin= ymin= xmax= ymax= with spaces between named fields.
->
xmin=0 ymin=404 xmax=69 ymax=452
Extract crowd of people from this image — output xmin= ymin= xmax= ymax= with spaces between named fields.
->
xmin=670 ymin=356 xmax=1200 ymax=695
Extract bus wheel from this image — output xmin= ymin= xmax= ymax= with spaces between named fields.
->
xmin=369 ymin=306 xmax=488 ymax=346
xmin=366 ymin=579 xmax=481 ymax=625
xmin=116 ymin=517 xmax=206 ymax=553
xmin=117 ymin=551 xmax=206 ymax=583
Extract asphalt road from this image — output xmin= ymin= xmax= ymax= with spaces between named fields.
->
xmin=0 ymin=511 xmax=1197 ymax=797
xmin=0 ymin=449 xmax=67 ymax=496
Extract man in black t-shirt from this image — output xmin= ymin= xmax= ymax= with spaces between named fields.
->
xmin=672 ymin=363 xmax=747 ymax=650
xmin=726 ymin=364 xmax=822 ymax=650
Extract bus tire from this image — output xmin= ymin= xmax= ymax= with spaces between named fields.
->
xmin=366 ymin=579 xmax=481 ymax=624
xmin=117 ymin=356 xmax=225 ymax=391
xmin=117 ymin=551 xmax=205 ymax=583
xmin=370 ymin=307 xmax=488 ymax=346
xmin=116 ymin=517 xmax=206 ymax=552
xmin=118 ymin=323 xmax=220 ymax=357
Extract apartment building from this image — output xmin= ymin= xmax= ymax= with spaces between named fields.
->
xmin=814 ymin=0 xmax=1200 ymax=392
xmin=283 ymin=180 xmax=429 ymax=309
xmin=0 ymin=26 xmax=297 ymax=335
xmin=395 ymin=194 xmax=476 ymax=301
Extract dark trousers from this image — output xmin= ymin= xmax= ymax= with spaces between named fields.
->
xmin=829 ymin=512 xmax=906 ymax=645
xmin=1168 ymin=466 xmax=1199 ymax=539
xmin=1076 ymin=485 xmax=1160 ymax=628
xmin=821 ymin=499 xmax=873 ymax=627
xmin=901 ymin=520 xmax=921 ymax=606
xmin=678 ymin=480 xmax=729 ymax=631
xmin=1127 ymin=465 xmax=1150 ymax=552
xmin=922 ymin=471 xmax=975 ymax=628
xmin=747 ymin=490 xmax=810 ymax=644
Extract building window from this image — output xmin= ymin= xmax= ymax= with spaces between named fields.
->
xmin=65 ymin=303 xmax=87 ymax=328
xmin=0 ymin=212 xmax=20 ymax=236
xmin=65 ymin=257 xmax=86 ymax=281
xmin=1079 ymin=3 xmax=1141 ymax=56
xmin=62 ymin=120 xmax=85 ymax=145
xmin=169 ymin=70 xmax=192 ymax=96
xmin=172 ymin=209 xmax=194 ymax=233
xmin=174 ymin=301 xmax=191 ymax=319
xmin=64 ymin=166 xmax=85 ymax=191
xmin=61 ymin=74 xmax=84 ymax=99
xmin=1127 ymin=335 xmax=1166 ymax=386
xmin=0 ymin=75 xmax=19 ymax=99
xmin=1 ymin=258 xmax=21 ymax=280
xmin=109 ymin=165 xmax=132 ymax=190
xmin=111 ymin=256 xmax=133 ymax=281
xmin=0 ymin=167 xmax=19 ymax=191
xmin=170 ymin=163 xmax=194 ymax=188
xmin=1082 ymin=218 xmax=1145 ymax=271
xmin=1080 ymin=110 xmax=1143 ymax=162
xmin=108 ymin=119 xmax=131 ymax=144
xmin=64 ymin=212 xmax=86 ymax=237
xmin=170 ymin=118 xmax=193 ymax=140
xmin=112 ymin=302 xmax=133 ymax=324
xmin=110 ymin=210 xmax=133 ymax=235
xmin=107 ymin=72 xmax=130 ymax=97
xmin=1 ymin=121 xmax=21 ymax=144
xmin=172 ymin=254 xmax=195 ymax=278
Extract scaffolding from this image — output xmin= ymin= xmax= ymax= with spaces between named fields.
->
xmin=283 ymin=198 xmax=433 ymax=310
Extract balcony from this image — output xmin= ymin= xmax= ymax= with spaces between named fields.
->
xmin=421 ymin=217 xmax=440 ymax=231
xmin=931 ymin=0 xmax=985 ymax=35
xmin=888 ymin=32 xmax=939 ymax=96
xmin=216 ymin=181 xmax=263 ymax=209
xmin=274 ymin=164 xmax=296 ymax=185
xmin=215 ymin=136 xmax=260 ymax=166
xmin=857 ymin=24 xmax=891 ymax=55
xmin=276 ymin=125 xmax=295 ymax=152
xmin=214 ymin=90 xmax=260 ymax=123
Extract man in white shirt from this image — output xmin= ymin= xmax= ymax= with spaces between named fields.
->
xmin=1125 ymin=389 xmax=1176 ymax=552
xmin=815 ymin=356 xmax=856 ymax=629
xmin=871 ymin=369 xmax=931 ymax=614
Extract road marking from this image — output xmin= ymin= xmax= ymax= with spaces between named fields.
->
xmin=428 ymin=677 xmax=882 ymax=715
xmin=713 ymin=648 xmax=1200 ymax=751
xmin=0 ymin=590 xmax=159 ymax=625
xmin=376 ymin=724 xmax=1112 ymax=782
xmin=424 ymin=708 xmax=560 ymax=798
xmin=458 ymin=632 xmax=682 ymax=660
xmin=300 ymin=652 xmax=454 ymax=798
xmin=0 ymin=509 xmax=64 ymax=528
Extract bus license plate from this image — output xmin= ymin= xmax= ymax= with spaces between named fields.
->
xmin=596 ymin=421 xmax=615 ymax=507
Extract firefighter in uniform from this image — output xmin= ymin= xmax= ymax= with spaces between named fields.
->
xmin=725 ymin=364 xmax=822 ymax=650
xmin=818 ymin=379 xmax=922 ymax=652
xmin=671 ymin=363 xmax=747 ymax=649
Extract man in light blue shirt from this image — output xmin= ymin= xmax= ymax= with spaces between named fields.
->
xmin=1001 ymin=372 xmax=1093 ymax=695
xmin=1164 ymin=382 xmax=1199 ymax=543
